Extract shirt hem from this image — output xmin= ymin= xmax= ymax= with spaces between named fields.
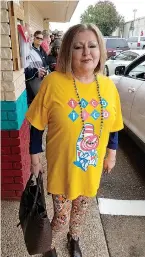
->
xmin=110 ymin=125 xmax=124 ymax=133
xmin=26 ymin=115 xmax=45 ymax=131
xmin=46 ymin=189 xmax=98 ymax=200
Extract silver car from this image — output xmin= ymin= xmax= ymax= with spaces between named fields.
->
xmin=110 ymin=54 xmax=145 ymax=151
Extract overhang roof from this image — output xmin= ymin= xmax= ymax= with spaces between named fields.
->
xmin=31 ymin=0 xmax=79 ymax=22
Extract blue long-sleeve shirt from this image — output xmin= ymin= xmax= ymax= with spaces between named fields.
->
xmin=29 ymin=126 xmax=118 ymax=154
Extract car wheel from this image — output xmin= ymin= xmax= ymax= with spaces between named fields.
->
xmin=104 ymin=65 xmax=109 ymax=76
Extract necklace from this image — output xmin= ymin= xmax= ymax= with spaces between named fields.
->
xmin=73 ymin=74 xmax=104 ymax=144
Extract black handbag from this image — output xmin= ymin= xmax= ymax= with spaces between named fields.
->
xmin=18 ymin=173 xmax=52 ymax=255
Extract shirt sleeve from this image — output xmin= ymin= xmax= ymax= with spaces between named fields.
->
xmin=26 ymin=75 xmax=52 ymax=130
xmin=107 ymin=132 xmax=118 ymax=150
xmin=29 ymin=126 xmax=44 ymax=154
xmin=110 ymin=82 xmax=124 ymax=133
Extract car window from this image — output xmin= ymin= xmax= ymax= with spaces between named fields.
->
xmin=140 ymin=37 xmax=145 ymax=42
xmin=119 ymin=39 xmax=128 ymax=47
xmin=115 ymin=51 xmax=138 ymax=61
xmin=106 ymin=39 xmax=128 ymax=48
xmin=106 ymin=39 xmax=117 ymax=48
xmin=128 ymin=37 xmax=138 ymax=43
xmin=128 ymin=61 xmax=145 ymax=80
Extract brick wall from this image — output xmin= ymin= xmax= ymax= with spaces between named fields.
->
xmin=1 ymin=120 xmax=30 ymax=199
xmin=1 ymin=1 xmax=30 ymax=200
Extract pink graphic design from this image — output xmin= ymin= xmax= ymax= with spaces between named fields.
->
xmin=89 ymin=99 xmax=99 ymax=108
xmin=68 ymin=98 xmax=78 ymax=109
xmin=82 ymin=110 xmax=90 ymax=121
xmin=74 ymin=123 xmax=99 ymax=171
xmin=103 ymin=110 xmax=110 ymax=119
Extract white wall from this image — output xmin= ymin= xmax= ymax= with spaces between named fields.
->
xmin=112 ymin=16 xmax=145 ymax=39
xmin=123 ymin=17 xmax=145 ymax=38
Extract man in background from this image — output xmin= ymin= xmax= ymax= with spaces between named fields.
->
xmin=25 ymin=30 xmax=50 ymax=105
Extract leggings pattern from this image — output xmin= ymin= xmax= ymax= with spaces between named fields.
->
xmin=51 ymin=195 xmax=89 ymax=247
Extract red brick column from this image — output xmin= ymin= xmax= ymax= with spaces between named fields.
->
xmin=1 ymin=120 xmax=30 ymax=200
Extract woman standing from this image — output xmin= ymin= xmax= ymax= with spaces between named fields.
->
xmin=26 ymin=24 xmax=123 ymax=257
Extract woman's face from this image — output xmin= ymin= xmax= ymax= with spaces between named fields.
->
xmin=72 ymin=30 xmax=100 ymax=75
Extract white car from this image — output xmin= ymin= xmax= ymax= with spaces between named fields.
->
xmin=128 ymin=36 xmax=145 ymax=50
xmin=105 ymin=50 xmax=145 ymax=76
xmin=110 ymin=54 xmax=145 ymax=151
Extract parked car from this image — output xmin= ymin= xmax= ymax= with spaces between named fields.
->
xmin=104 ymin=37 xmax=129 ymax=58
xmin=104 ymin=49 xmax=145 ymax=76
xmin=128 ymin=36 xmax=145 ymax=49
xmin=110 ymin=54 xmax=145 ymax=151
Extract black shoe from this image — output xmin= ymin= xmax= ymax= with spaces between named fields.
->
xmin=43 ymin=248 xmax=57 ymax=257
xmin=67 ymin=233 xmax=82 ymax=257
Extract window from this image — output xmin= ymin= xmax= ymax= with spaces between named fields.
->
xmin=106 ymin=39 xmax=128 ymax=48
xmin=8 ymin=1 xmax=24 ymax=70
xmin=118 ymin=39 xmax=128 ymax=47
xmin=128 ymin=37 xmax=138 ymax=43
xmin=115 ymin=51 xmax=138 ymax=61
xmin=140 ymin=37 xmax=145 ymax=42
xmin=128 ymin=61 xmax=145 ymax=80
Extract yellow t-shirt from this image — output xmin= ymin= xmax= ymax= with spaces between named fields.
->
xmin=26 ymin=71 xmax=123 ymax=200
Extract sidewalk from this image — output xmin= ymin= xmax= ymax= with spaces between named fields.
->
xmin=1 ymin=197 xmax=109 ymax=257
xmin=1 ymin=151 xmax=109 ymax=257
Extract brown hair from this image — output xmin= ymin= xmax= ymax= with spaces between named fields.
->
xmin=34 ymin=30 xmax=43 ymax=37
xmin=57 ymin=24 xmax=107 ymax=74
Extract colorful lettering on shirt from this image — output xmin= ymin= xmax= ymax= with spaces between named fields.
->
xmin=68 ymin=98 xmax=109 ymax=122
xmin=68 ymin=110 xmax=79 ymax=122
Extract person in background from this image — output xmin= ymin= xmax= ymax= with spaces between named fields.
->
xmin=26 ymin=24 xmax=123 ymax=257
xmin=47 ymin=39 xmax=61 ymax=72
xmin=25 ymin=30 xmax=50 ymax=105
xmin=41 ymin=30 xmax=51 ymax=55
xmin=57 ymin=31 xmax=63 ymax=40
xmin=50 ymin=34 xmax=55 ymax=45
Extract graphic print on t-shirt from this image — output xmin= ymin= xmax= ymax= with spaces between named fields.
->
xmin=68 ymin=98 xmax=110 ymax=122
xmin=74 ymin=123 xmax=99 ymax=172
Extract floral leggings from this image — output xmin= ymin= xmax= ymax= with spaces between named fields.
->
xmin=51 ymin=195 xmax=90 ymax=247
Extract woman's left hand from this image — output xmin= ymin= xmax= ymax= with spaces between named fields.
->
xmin=103 ymin=149 xmax=116 ymax=173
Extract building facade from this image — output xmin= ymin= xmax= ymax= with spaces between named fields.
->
xmin=112 ymin=16 xmax=145 ymax=38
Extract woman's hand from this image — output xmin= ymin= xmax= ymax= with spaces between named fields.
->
xmin=31 ymin=162 xmax=44 ymax=177
xmin=103 ymin=149 xmax=116 ymax=173
xmin=31 ymin=154 xmax=44 ymax=177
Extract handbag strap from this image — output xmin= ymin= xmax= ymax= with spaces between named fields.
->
xmin=25 ymin=174 xmax=34 ymax=190
xmin=31 ymin=172 xmax=42 ymax=213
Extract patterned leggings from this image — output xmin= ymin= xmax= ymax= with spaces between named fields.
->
xmin=51 ymin=195 xmax=90 ymax=247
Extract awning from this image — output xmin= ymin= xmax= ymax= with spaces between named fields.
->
xmin=30 ymin=0 xmax=79 ymax=22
